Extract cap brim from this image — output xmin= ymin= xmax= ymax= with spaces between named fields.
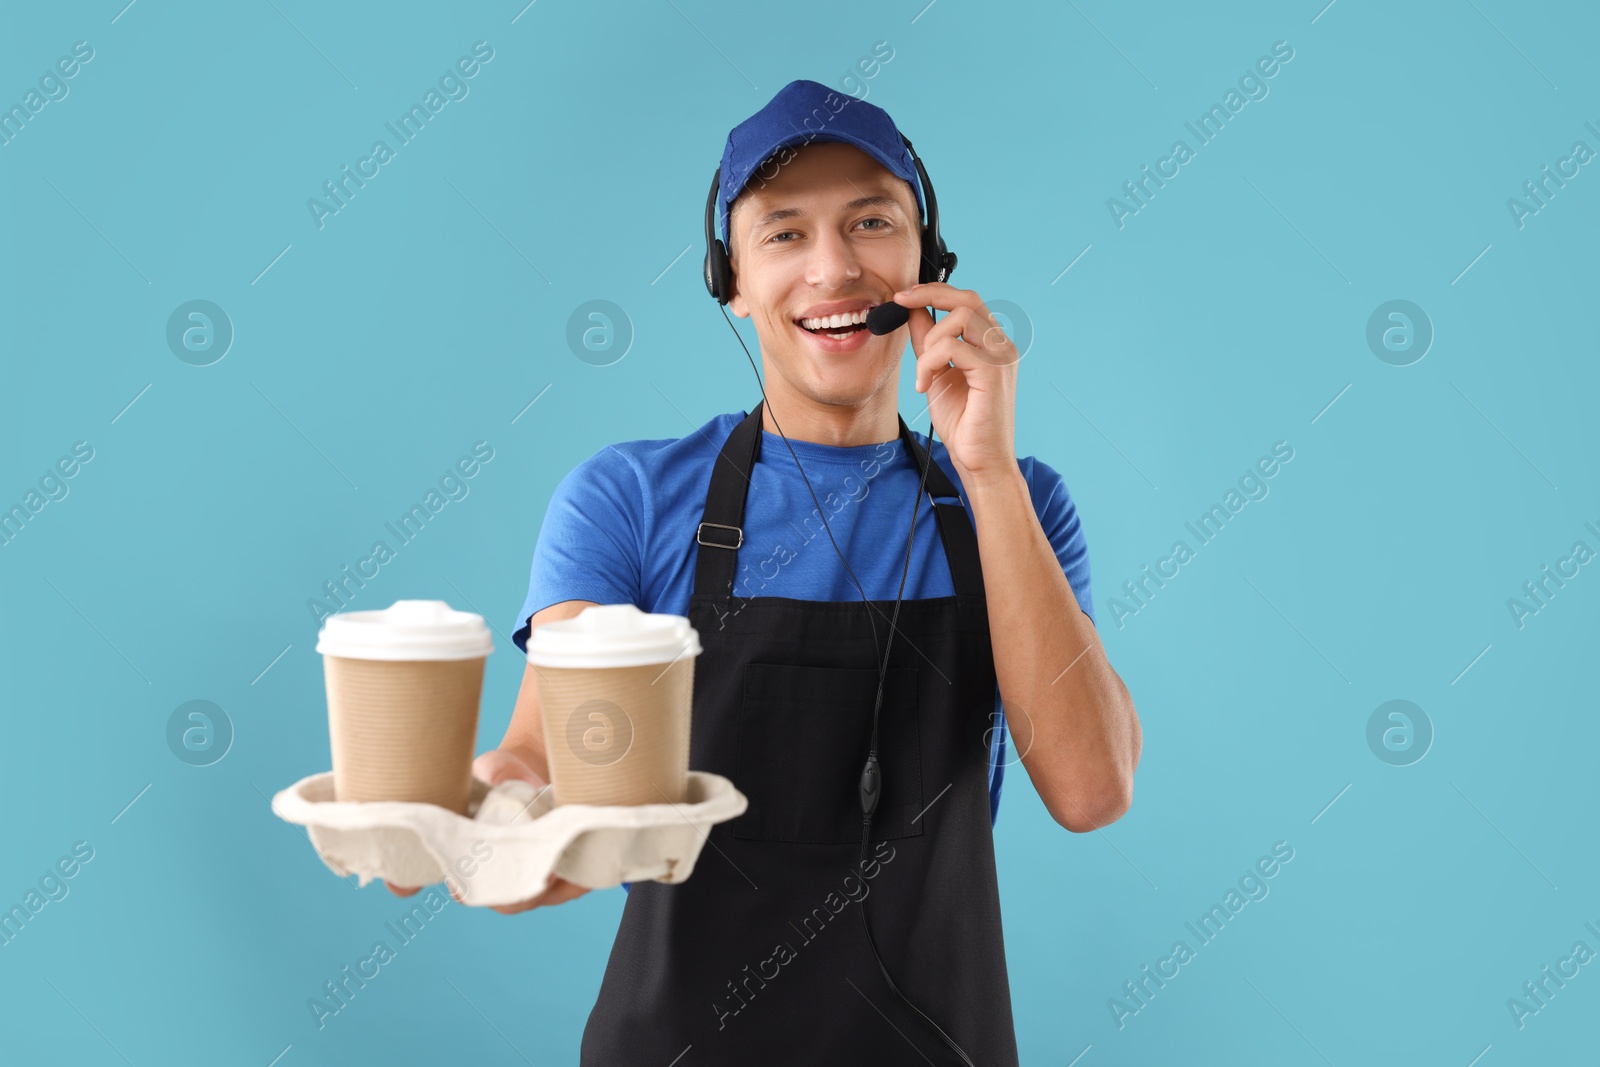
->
xmin=722 ymin=129 xmax=925 ymax=238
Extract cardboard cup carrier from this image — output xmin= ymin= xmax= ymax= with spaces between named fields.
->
xmin=527 ymin=604 xmax=701 ymax=807
xmin=315 ymin=600 xmax=492 ymax=815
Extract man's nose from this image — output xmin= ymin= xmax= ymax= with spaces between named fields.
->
xmin=804 ymin=227 xmax=861 ymax=290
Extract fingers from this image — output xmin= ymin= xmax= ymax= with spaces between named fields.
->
xmin=391 ymin=870 xmax=589 ymax=912
xmin=914 ymin=307 xmax=980 ymax=393
xmin=904 ymin=304 xmax=934 ymax=357
xmin=897 ymin=284 xmax=1017 ymax=367
xmin=914 ymin=307 xmax=1023 ymax=393
xmin=488 ymin=873 xmax=591 ymax=915
xmin=894 ymin=282 xmax=982 ymax=315
xmin=539 ymin=877 xmax=593 ymax=907
xmin=906 ymin=303 xmax=977 ymax=385
xmin=969 ymin=309 xmax=1020 ymax=368
xmin=924 ymin=305 xmax=982 ymax=352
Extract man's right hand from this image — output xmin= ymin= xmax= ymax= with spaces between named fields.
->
xmin=384 ymin=748 xmax=593 ymax=914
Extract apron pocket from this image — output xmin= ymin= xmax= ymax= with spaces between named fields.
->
xmin=733 ymin=661 xmax=925 ymax=844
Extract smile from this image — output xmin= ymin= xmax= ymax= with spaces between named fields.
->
xmin=791 ymin=301 xmax=879 ymax=353
xmin=796 ymin=307 xmax=870 ymax=336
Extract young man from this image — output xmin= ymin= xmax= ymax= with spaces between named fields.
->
xmin=395 ymin=80 xmax=1141 ymax=1064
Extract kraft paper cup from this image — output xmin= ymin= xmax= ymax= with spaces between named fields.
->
xmin=316 ymin=600 xmax=493 ymax=815
xmin=527 ymin=604 xmax=700 ymax=807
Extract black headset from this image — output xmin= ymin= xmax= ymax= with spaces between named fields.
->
xmin=703 ymin=133 xmax=957 ymax=303
xmin=702 ymin=134 xmax=979 ymax=1066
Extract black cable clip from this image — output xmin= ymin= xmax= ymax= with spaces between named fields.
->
xmin=858 ymin=752 xmax=881 ymax=818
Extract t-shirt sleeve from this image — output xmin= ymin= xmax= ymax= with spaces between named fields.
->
xmin=1025 ymin=456 xmax=1094 ymax=625
xmin=511 ymin=446 xmax=646 ymax=654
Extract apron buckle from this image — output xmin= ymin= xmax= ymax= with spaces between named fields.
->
xmin=696 ymin=521 xmax=743 ymax=549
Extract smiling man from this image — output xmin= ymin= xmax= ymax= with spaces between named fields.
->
xmin=403 ymin=78 xmax=1141 ymax=1064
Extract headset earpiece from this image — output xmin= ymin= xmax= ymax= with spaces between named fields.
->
xmin=704 ymin=167 xmax=733 ymax=304
xmin=904 ymin=135 xmax=955 ymax=287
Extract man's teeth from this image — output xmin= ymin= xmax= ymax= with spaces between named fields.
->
xmin=799 ymin=309 xmax=870 ymax=331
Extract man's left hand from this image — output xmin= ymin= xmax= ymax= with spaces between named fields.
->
xmin=894 ymin=282 xmax=1020 ymax=486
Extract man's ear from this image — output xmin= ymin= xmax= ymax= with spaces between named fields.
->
xmin=728 ymin=269 xmax=750 ymax=319
xmin=725 ymin=208 xmax=750 ymax=318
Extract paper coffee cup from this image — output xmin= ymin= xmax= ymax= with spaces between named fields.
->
xmin=526 ymin=604 xmax=700 ymax=807
xmin=315 ymin=600 xmax=493 ymax=815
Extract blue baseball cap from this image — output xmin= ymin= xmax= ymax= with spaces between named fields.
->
xmin=717 ymin=79 xmax=925 ymax=247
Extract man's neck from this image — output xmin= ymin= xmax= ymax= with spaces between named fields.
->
xmin=758 ymin=386 xmax=899 ymax=448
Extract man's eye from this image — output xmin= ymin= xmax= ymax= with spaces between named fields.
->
xmin=858 ymin=218 xmax=889 ymax=230
xmin=770 ymin=231 xmax=798 ymax=244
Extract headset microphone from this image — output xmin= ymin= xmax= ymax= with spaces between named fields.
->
xmin=864 ymin=301 xmax=912 ymax=336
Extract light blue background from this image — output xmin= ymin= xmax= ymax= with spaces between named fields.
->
xmin=2 ymin=1 xmax=1596 ymax=1064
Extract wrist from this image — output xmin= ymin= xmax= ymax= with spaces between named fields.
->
xmin=961 ymin=463 xmax=1026 ymax=497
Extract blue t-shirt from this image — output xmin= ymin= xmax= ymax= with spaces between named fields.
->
xmin=511 ymin=409 xmax=1095 ymax=841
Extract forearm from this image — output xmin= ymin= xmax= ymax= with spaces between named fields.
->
xmin=965 ymin=467 xmax=1141 ymax=831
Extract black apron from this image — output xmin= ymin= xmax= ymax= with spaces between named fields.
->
xmin=580 ymin=402 xmax=1020 ymax=1066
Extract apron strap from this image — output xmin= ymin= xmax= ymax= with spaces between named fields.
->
xmin=898 ymin=415 xmax=988 ymax=602
xmin=693 ymin=401 xmax=986 ymax=601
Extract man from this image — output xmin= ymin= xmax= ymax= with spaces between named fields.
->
xmin=394 ymin=80 xmax=1141 ymax=1063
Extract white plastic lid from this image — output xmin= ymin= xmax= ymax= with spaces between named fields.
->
xmin=315 ymin=599 xmax=494 ymax=661
xmin=526 ymin=603 xmax=701 ymax=669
